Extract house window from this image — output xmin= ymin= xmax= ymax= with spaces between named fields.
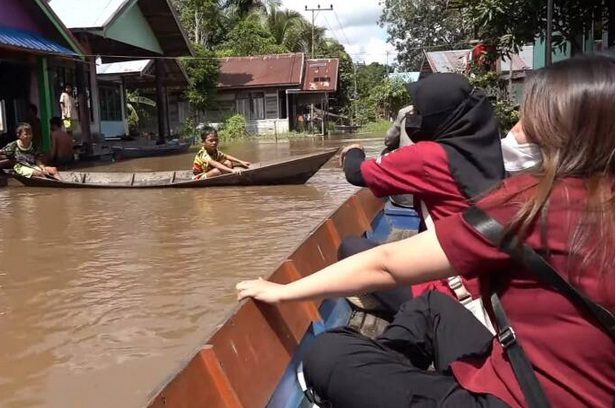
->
xmin=235 ymin=92 xmax=265 ymax=120
xmin=236 ymin=94 xmax=250 ymax=118
xmin=265 ymin=94 xmax=278 ymax=119
xmin=99 ymin=85 xmax=123 ymax=121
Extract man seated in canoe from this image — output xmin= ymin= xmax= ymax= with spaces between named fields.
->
xmin=192 ymin=127 xmax=250 ymax=180
xmin=0 ymin=123 xmax=59 ymax=179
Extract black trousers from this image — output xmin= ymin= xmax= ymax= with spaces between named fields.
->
xmin=338 ymin=236 xmax=413 ymax=315
xmin=302 ymin=292 xmax=510 ymax=408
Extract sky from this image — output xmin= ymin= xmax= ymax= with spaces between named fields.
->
xmin=280 ymin=0 xmax=397 ymax=65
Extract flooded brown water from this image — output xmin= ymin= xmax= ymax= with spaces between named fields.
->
xmin=0 ymin=135 xmax=384 ymax=408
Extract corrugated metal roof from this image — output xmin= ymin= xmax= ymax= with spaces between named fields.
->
xmin=425 ymin=49 xmax=470 ymax=73
xmin=96 ymin=58 xmax=189 ymax=88
xmin=218 ymin=53 xmax=304 ymax=89
xmin=96 ymin=59 xmax=152 ymax=75
xmin=425 ymin=47 xmax=533 ymax=73
xmin=49 ymin=0 xmax=193 ymax=58
xmin=0 ymin=25 xmax=78 ymax=56
xmin=500 ymin=45 xmax=534 ymax=71
xmin=48 ymin=0 xmax=131 ymax=29
xmin=302 ymin=58 xmax=339 ymax=92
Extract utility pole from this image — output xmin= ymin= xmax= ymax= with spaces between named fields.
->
xmin=386 ymin=50 xmax=390 ymax=74
xmin=304 ymin=4 xmax=333 ymax=135
xmin=352 ymin=61 xmax=358 ymax=129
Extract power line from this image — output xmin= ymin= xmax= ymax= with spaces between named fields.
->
xmin=304 ymin=4 xmax=334 ymax=59
xmin=332 ymin=10 xmax=352 ymax=49
xmin=71 ymin=40 xmax=474 ymax=62
xmin=322 ymin=15 xmax=343 ymax=47
xmin=304 ymin=4 xmax=334 ymax=136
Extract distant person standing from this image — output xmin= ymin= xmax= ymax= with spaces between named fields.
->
xmin=59 ymin=84 xmax=78 ymax=135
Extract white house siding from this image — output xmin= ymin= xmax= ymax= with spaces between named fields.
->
xmin=207 ymin=89 xmax=291 ymax=135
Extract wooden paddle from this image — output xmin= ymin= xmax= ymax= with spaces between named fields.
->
xmin=231 ymin=160 xmax=250 ymax=169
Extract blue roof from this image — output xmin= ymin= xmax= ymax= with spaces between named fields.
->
xmin=0 ymin=26 xmax=78 ymax=56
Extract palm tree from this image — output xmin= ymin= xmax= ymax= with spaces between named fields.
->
xmin=220 ymin=0 xmax=265 ymax=19
xmin=250 ymin=2 xmax=326 ymax=54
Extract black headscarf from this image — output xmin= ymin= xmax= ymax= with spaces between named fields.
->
xmin=406 ymin=73 xmax=505 ymax=198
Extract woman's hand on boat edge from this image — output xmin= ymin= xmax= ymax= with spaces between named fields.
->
xmin=236 ymin=278 xmax=285 ymax=303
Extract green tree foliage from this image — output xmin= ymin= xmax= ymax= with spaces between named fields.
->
xmin=314 ymin=39 xmax=354 ymax=116
xmin=171 ymin=0 xmax=226 ymax=47
xmin=216 ymin=18 xmax=288 ymax=56
xmin=355 ymin=62 xmax=388 ymax=99
xmin=378 ymin=0 xmax=472 ymax=70
xmin=466 ymin=69 xmax=519 ymax=135
xmin=366 ymin=78 xmax=411 ymax=122
xmin=260 ymin=3 xmax=324 ymax=53
xmin=182 ymin=45 xmax=221 ymax=111
xmin=126 ymin=91 xmax=155 ymax=134
xmin=220 ymin=0 xmax=265 ymax=20
xmin=458 ymin=0 xmax=611 ymax=54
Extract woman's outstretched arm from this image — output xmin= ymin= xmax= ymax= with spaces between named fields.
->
xmin=236 ymin=229 xmax=454 ymax=304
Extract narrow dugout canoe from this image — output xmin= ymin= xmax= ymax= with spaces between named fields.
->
xmin=111 ymin=140 xmax=192 ymax=160
xmin=144 ymin=188 xmax=421 ymax=408
xmin=8 ymin=149 xmax=338 ymax=189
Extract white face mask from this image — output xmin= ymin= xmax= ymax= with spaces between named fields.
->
xmin=501 ymin=130 xmax=542 ymax=173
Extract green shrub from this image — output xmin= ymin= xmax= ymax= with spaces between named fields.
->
xmin=359 ymin=120 xmax=392 ymax=134
xmin=467 ymin=66 xmax=520 ymax=136
xmin=218 ymin=114 xmax=250 ymax=141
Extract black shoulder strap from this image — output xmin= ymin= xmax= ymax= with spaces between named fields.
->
xmin=463 ymin=206 xmax=615 ymax=339
xmin=490 ymin=292 xmax=552 ymax=408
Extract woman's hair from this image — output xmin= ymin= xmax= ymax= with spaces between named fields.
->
xmin=200 ymin=126 xmax=217 ymax=141
xmin=512 ymin=53 xmax=614 ymax=284
xmin=16 ymin=123 xmax=32 ymax=136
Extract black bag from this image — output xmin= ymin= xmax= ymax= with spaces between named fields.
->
xmin=463 ymin=206 xmax=615 ymax=408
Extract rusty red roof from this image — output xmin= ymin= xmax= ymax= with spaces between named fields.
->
xmin=218 ymin=53 xmax=305 ymax=89
xmin=302 ymin=58 xmax=339 ymax=92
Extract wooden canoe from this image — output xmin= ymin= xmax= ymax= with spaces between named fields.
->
xmin=8 ymin=149 xmax=338 ymax=189
xmin=144 ymin=189 xmax=421 ymax=408
xmin=111 ymin=140 xmax=192 ymax=160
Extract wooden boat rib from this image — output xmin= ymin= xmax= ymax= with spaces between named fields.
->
xmin=8 ymin=149 xmax=338 ymax=189
xmin=144 ymin=188 xmax=421 ymax=408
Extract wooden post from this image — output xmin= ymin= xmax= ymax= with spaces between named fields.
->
xmin=154 ymin=59 xmax=166 ymax=144
xmin=76 ymin=59 xmax=92 ymax=153
xmin=37 ymin=57 xmax=51 ymax=153
xmin=164 ymin=86 xmax=171 ymax=137
xmin=285 ymin=91 xmax=291 ymax=136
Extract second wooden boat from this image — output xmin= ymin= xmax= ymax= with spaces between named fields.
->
xmin=111 ymin=140 xmax=192 ymax=160
xmin=8 ymin=149 xmax=338 ymax=189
